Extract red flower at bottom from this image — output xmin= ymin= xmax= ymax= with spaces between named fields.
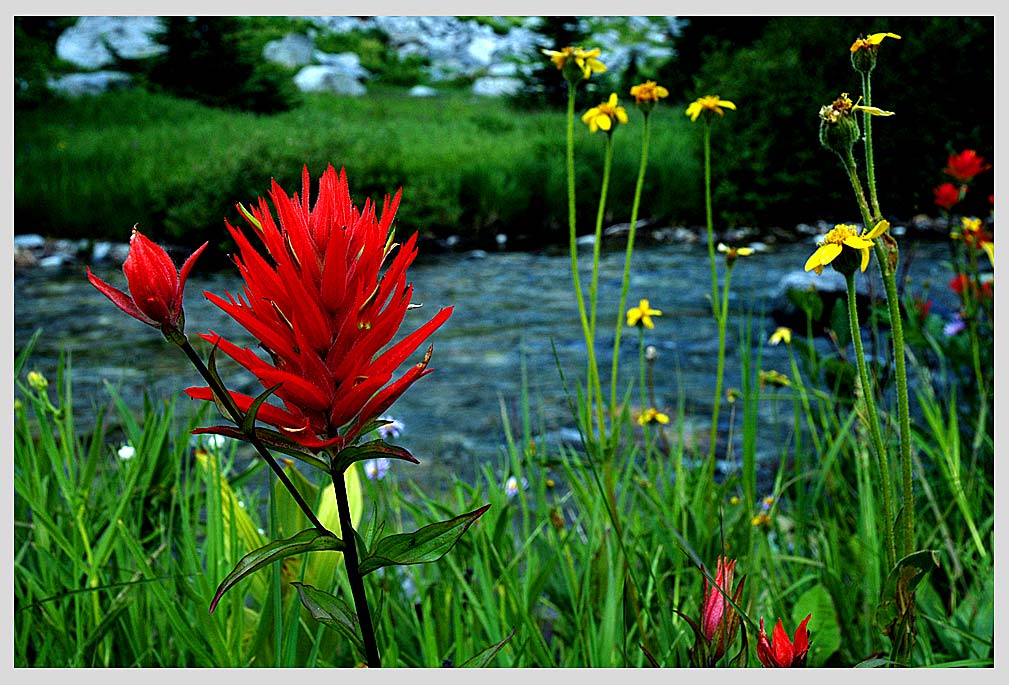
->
xmin=757 ymin=614 xmax=811 ymax=667
xmin=185 ymin=165 xmax=452 ymax=451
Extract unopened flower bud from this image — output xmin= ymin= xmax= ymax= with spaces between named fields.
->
xmin=27 ymin=371 xmax=48 ymax=391
xmin=818 ymin=93 xmax=860 ymax=156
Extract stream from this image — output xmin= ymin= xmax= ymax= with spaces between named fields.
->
xmin=14 ymin=237 xmax=959 ymax=493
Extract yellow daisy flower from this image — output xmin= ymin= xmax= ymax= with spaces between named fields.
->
xmin=541 ymin=46 xmax=607 ymax=81
xmin=850 ymin=32 xmax=901 ymax=52
xmin=804 ymin=220 xmax=890 ymax=275
xmin=768 ymin=327 xmax=793 ymax=346
xmin=582 ymin=92 xmax=629 ymax=134
xmin=627 ymin=299 xmax=662 ymax=328
xmin=685 ymin=95 xmax=736 ymax=122
xmin=717 ymin=242 xmax=755 ymax=266
xmin=638 ymin=408 xmax=670 ymax=426
xmin=630 ymin=80 xmax=669 ymax=104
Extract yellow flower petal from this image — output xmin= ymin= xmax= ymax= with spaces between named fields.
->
xmin=860 ymin=247 xmax=870 ymax=272
xmin=736 ymin=247 xmax=755 ymax=256
xmin=819 ymin=242 xmax=844 ymax=266
xmin=865 ymin=219 xmax=890 ymax=239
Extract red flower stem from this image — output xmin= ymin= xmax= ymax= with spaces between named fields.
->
xmin=331 ymin=465 xmax=381 ymax=667
xmin=176 ymin=337 xmax=328 ymax=532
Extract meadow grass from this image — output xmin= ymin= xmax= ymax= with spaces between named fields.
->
xmin=14 ymin=87 xmax=699 ymax=248
xmin=13 ymin=292 xmax=994 ymax=667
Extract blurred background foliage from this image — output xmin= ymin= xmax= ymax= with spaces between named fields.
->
xmin=14 ymin=16 xmax=993 ymax=252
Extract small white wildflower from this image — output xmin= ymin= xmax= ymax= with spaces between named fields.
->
xmin=117 ymin=445 xmax=136 ymax=461
xmin=376 ymin=417 xmax=405 ymax=441
xmin=505 ymin=475 xmax=528 ymax=499
xmin=364 ymin=457 xmax=392 ymax=480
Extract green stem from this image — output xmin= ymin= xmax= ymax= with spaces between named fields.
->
xmin=840 ymin=150 xmax=874 ymax=228
xmin=564 ymin=83 xmax=605 ymax=443
xmin=860 ymin=72 xmax=882 ymax=220
xmin=331 ymin=466 xmax=380 ymax=667
xmin=703 ymin=122 xmax=720 ymax=319
xmin=177 ymin=338 xmax=327 ymax=532
xmin=588 ymin=134 xmax=614 ymax=344
xmin=706 ymin=265 xmax=731 ymax=475
xmin=860 ymin=69 xmax=915 ymax=556
xmin=611 ymin=113 xmax=652 ymax=416
xmin=871 ymin=240 xmax=915 ymax=557
xmin=845 ymin=272 xmax=897 ymax=569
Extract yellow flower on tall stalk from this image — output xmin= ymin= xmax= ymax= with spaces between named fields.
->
xmin=627 ymin=299 xmax=662 ymax=328
xmin=541 ymin=46 xmax=607 ymax=82
xmin=582 ymin=92 xmax=629 ymax=134
xmin=717 ymin=242 xmax=754 ymax=267
xmin=804 ymin=220 xmax=890 ymax=275
xmin=768 ymin=327 xmax=793 ymax=346
xmin=637 ymin=407 xmax=670 ymax=426
xmin=685 ymin=95 xmax=736 ymax=122
xmin=630 ymin=80 xmax=669 ymax=114
xmin=850 ymin=32 xmax=901 ymax=52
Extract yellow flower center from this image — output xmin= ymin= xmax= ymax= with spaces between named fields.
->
xmin=822 ymin=224 xmax=860 ymax=245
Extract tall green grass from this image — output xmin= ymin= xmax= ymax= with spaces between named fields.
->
xmin=14 ymin=88 xmax=699 ymax=248
xmin=14 ymin=301 xmax=994 ymax=666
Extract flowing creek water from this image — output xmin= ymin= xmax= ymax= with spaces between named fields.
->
xmin=14 ymin=238 xmax=958 ymax=495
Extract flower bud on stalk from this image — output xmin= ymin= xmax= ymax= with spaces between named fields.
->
xmin=88 ymin=226 xmax=208 ymax=342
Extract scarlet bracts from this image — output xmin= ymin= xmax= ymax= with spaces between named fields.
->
xmin=185 ymin=165 xmax=452 ymax=451
xmin=757 ymin=614 xmax=811 ymax=667
xmin=88 ymin=227 xmax=208 ymax=332
xmin=943 ymin=149 xmax=991 ymax=183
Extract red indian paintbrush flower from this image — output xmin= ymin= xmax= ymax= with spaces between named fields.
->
xmin=88 ymin=226 xmax=208 ymax=332
xmin=699 ymin=556 xmax=746 ymax=662
xmin=757 ymin=614 xmax=811 ymax=667
xmin=184 ymin=164 xmax=452 ymax=451
xmin=943 ymin=149 xmax=991 ymax=183
xmin=933 ymin=182 xmax=962 ymax=211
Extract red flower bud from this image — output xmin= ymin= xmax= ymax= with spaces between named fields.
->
xmin=88 ymin=227 xmax=208 ymax=332
xmin=757 ymin=614 xmax=811 ymax=667
xmin=699 ymin=556 xmax=746 ymax=662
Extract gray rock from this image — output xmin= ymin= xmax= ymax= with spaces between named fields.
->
xmin=313 ymin=51 xmax=369 ymax=80
xmin=47 ymin=71 xmax=133 ymax=98
xmin=472 ymin=76 xmax=523 ymax=97
xmin=55 ymin=16 xmax=165 ymax=70
xmin=38 ymin=254 xmax=76 ymax=268
xmin=13 ymin=234 xmax=46 ymax=250
xmin=262 ymin=32 xmax=315 ymax=68
xmin=293 ymin=65 xmax=367 ymax=96
xmin=409 ymin=85 xmax=438 ymax=97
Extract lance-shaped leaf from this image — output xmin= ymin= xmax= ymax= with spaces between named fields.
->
xmin=358 ymin=504 xmax=490 ymax=576
xmin=331 ymin=438 xmax=419 ymax=474
xmin=206 ymin=342 xmax=241 ymax=424
xmin=209 ymin=528 xmax=344 ymax=613
xmin=191 ymin=424 xmax=330 ymax=471
xmin=457 ymin=628 xmax=516 ymax=668
xmin=292 ymin=582 xmax=363 ymax=655
xmin=240 ymin=383 xmax=284 ymax=435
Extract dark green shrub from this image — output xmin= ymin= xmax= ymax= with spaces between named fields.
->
xmin=682 ymin=16 xmax=993 ymax=227
xmin=138 ymin=16 xmax=301 ymax=114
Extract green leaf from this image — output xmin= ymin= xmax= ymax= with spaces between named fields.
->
xmin=240 ymin=383 xmax=283 ymax=435
xmin=206 ymin=342 xmax=240 ymax=424
xmin=358 ymin=504 xmax=490 ymax=576
xmin=209 ymin=528 xmax=344 ymax=614
xmin=331 ymin=438 xmax=419 ymax=473
xmin=192 ymin=424 xmax=330 ymax=471
xmin=457 ymin=628 xmax=515 ymax=667
xmin=291 ymin=582 xmax=363 ymax=655
xmin=793 ymin=584 xmax=840 ymax=666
